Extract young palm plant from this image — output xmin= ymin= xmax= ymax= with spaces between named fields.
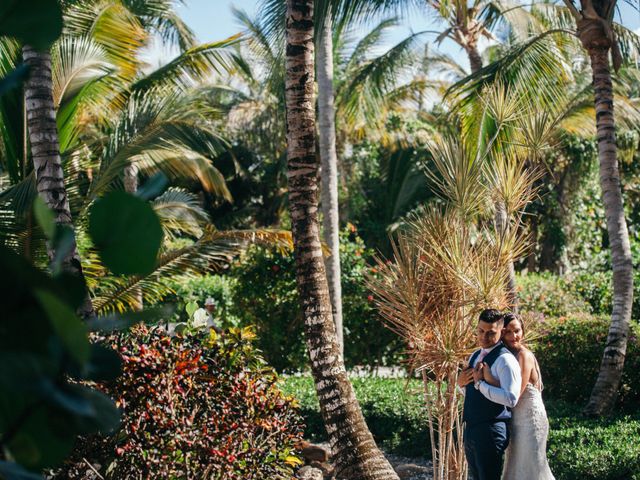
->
xmin=367 ymin=84 xmax=542 ymax=480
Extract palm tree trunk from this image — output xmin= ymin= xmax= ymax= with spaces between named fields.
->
xmin=317 ymin=13 xmax=344 ymax=356
xmin=285 ymin=2 xmax=399 ymax=478
xmin=123 ymin=163 xmax=144 ymax=311
xmin=466 ymin=44 xmax=483 ymax=73
xmin=23 ymin=45 xmax=95 ymax=320
xmin=583 ymin=46 xmax=633 ymax=416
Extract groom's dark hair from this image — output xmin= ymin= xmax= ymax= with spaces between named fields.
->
xmin=478 ymin=309 xmax=504 ymax=325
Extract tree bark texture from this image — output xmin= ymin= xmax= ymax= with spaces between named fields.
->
xmin=284 ymin=2 xmax=399 ymax=479
xmin=317 ymin=13 xmax=344 ymax=356
xmin=466 ymin=44 xmax=483 ymax=73
xmin=23 ymin=45 xmax=95 ymax=320
xmin=583 ymin=45 xmax=633 ymax=416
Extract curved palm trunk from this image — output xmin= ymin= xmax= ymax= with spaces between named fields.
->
xmin=583 ymin=46 xmax=633 ymax=416
xmin=23 ymin=45 xmax=95 ymax=320
xmin=285 ymin=2 xmax=399 ymax=478
xmin=317 ymin=13 xmax=344 ymax=356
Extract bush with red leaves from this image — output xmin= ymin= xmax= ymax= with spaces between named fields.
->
xmin=57 ymin=326 xmax=304 ymax=479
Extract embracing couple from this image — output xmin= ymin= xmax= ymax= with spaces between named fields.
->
xmin=457 ymin=309 xmax=554 ymax=480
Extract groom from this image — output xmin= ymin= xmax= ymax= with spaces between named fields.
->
xmin=457 ymin=309 xmax=521 ymax=480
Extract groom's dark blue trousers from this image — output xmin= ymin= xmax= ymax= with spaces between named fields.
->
xmin=464 ymin=420 xmax=509 ymax=480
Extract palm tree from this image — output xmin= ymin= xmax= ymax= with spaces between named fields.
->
xmin=22 ymin=44 xmax=95 ymax=319
xmin=561 ymin=0 xmax=634 ymax=416
xmin=284 ymin=1 xmax=399 ymax=478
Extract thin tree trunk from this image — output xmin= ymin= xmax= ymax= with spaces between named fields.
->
xmin=23 ymin=45 xmax=95 ymax=320
xmin=317 ymin=13 xmax=344 ymax=356
xmin=284 ymin=2 xmax=399 ymax=478
xmin=583 ymin=46 xmax=633 ymax=416
xmin=495 ymin=201 xmax=518 ymax=312
xmin=124 ymin=163 xmax=144 ymax=311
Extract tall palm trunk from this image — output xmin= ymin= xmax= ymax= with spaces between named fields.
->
xmin=317 ymin=13 xmax=344 ymax=356
xmin=123 ymin=163 xmax=144 ymax=311
xmin=465 ymin=44 xmax=483 ymax=73
xmin=285 ymin=2 xmax=399 ymax=478
xmin=23 ymin=45 xmax=95 ymax=320
xmin=582 ymin=43 xmax=633 ymax=416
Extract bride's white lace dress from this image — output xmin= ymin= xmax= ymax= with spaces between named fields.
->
xmin=502 ymin=361 xmax=555 ymax=480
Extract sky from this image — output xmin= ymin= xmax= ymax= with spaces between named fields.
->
xmin=142 ymin=0 xmax=640 ymax=71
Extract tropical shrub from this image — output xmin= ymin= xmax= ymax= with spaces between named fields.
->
xmin=280 ymin=376 xmax=429 ymax=458
xmin=229 ymin=228 xmax=404 ymax=372
xmin=160 ymin=273 xmax=241 ymax=327
xmin=547 ymin=404 xmax=640 ymax=480
xmin=58 ymin=327 xmax=304 ymax=479
xmin=516 ymin=272 xmax=590 ymax=317
xmin=532 ymin=315 xmax=640 ymax=409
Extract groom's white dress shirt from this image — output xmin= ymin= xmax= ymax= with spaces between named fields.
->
xmin=469 ymin=343 xmax=521 ymax=408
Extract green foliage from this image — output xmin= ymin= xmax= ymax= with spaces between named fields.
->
xmin=279 ymin=376 xmax=429 ymax=458
xmin=281 ymin=376 xmax=640 ymax=478
xmin=160 ymin=273 xmax=240 ymax=327
xmin=517 ymin=272 xmax=590 ymax=317
xmin=89 ymin=191 xmax=163 ymax=276
xmin=0 ymin=0 xmax=62 ymax=51
xmin=546 ymin=404 xmax=640 ymax=480
xmin=59 ymin=327 xmax=304 ymax=480
xmin=533 ymin=315 xmax=640 ymax=409
xmin=228 ymin=228 xmax=403 ymax=372
xmin=0 ymin=246 xmax=122 ymax=474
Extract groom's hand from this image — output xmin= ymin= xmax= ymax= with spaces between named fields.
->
xmin=457 ymin=367 xmax=474 ymax=387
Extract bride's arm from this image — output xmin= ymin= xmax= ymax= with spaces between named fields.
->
xmin=518 ymin=350 xmax=535 ymax=396
xmin=482 ymin=364 xmax=500 ymax=387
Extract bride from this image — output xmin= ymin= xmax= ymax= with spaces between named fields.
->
xmin=481 ymin=313 xmax=555 ymax=480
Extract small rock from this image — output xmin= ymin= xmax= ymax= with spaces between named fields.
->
xmin=394 ymin=463 xmax=432 ymax=479
xmin=309 ymin=460 xmax=333 ymax=477
xmin=299 ymin=440 xmax=330 ymax=463
xmin=296 ymin=465 xmax=325 ymax=480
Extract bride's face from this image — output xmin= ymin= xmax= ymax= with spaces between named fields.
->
xmin=503 ymin=320 xmax=524 ymax=350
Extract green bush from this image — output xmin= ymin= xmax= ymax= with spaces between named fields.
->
xmin=58 ymin=327 xmax=304 ymax=479
xmin=229 ymin=228 xmax=403 ymax=372
xmin=160 ymin=273 xmax=240 ymax=327
xmin=279 ymin=376 xmax=429 ymax=457
xmin=546 ymin=402 xmax=640 ymax=480
xmin=281 ymin=376 xmax=640 ymax=479
xmin=517 ymin=272 xmax=590 ymax=317
xmin=533 ymin=315 xmax=640 ymax=409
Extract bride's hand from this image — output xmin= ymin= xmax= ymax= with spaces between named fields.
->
xmin=481 ymin=362 xmax=500 ymax=387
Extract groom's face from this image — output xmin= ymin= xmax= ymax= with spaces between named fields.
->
xmin=477 ymin=320 xmax=503 ymax=349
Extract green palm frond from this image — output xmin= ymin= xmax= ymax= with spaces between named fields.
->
xmin=90 ymin=225 xmax=292 ymax=313
xmin=121 ymin=0 xmax=197 ymax=51
xmin=336 ymin=30 xmax=423 ymax=135
xmin=153 ymin=187 xmax=210 ymax=240
xmin=131 ymin=35 xmax=243 ymax=93
xmin=87 ymin=91 xmax=230 ymax=200
xmin=62 ymin=0 xmax=148 ymax=80
xmin=0 ymin=38 xmax=25 ymax=184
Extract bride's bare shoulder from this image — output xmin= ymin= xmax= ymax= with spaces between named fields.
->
xmin=518 ymin=348 xmax=536 ymax=365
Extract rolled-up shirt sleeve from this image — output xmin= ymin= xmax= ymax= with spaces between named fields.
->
xmin=478 ymin=354 xmax=521 ymax=408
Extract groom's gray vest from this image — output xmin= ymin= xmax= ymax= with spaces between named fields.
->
xmin=463 ymin=343 xmax=512 ymax=426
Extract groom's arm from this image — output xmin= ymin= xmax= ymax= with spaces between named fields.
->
xmin=477 ymin=354 xmax=521 ymax=407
